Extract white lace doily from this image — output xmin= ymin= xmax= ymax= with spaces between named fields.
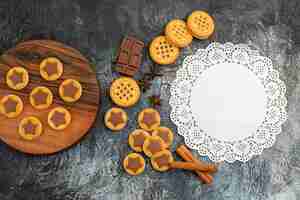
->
xmin=169 ymin=42 xmax=287 ymax=163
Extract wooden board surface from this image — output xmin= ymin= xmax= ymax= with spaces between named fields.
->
xmin=0 ymin=40 xmax=100 ymax=154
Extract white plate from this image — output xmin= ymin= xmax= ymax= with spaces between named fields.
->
xmin=170 ymin=42 xmax=287 ymax=163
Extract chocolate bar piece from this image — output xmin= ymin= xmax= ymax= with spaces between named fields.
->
xmin=116 ymin=36 xmax=144 ymax=76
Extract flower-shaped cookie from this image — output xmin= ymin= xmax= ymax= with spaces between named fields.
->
xmin=48 ymin=107 xmax=71 ymax=130
xmin=18 ymin=116 xmax=43 ymax=140
xmin=143 ymin=135 xmax=167 ymax=157
xmin=104 ymin=107 xmax=128 ymax=131
xmin=151 ymin=150 xmax=174 ymax=172
xmin=152 ymin=127 xmax=174 ymax=148
xmin=30 ymin=86 xmax=53 ymax=110
xmin=0 ymin=94 xmax=23 ymax=118
xmin=138 ymin=108 xmax=161 ymax=131
xmin=6 ymin=67 xmax=29 ymax=90
xmin=40 ymin=57 xmax=63 ymax=81
xmin=59 ymin=79 xmax=82 ymax=103
xmin=123 ymin=153 xmax=145 ymax=176
xmin=128 ymin=129 xmax=150 ymax=152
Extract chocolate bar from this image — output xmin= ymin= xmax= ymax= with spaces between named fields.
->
xmin=116 ymin=36 xmax=144 ymax=76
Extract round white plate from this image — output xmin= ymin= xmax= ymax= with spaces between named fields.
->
xmin=170 ymin=42 xmax=287 ymax=163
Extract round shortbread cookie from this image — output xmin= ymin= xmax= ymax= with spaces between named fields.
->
xmin=18 ymin=116 xmax=43 ymax=141
xmin=59 ymin=79 xmax=82 ymax=103
xmin=110 ymin=77 xmax=140 ymax=107
xmin=151 ymin=150 xmax=174 ymax=172
xmin=40 ymin=57 xmax=63 ymax=81
xmin=104 ymin=107 xmax=128 ymax=131
xmin=165 ymin=19 xmax=193 ymax=48
xmin=48 ymin=107 xmax=72 ymax=130
xmin=152 ymin=126 xmax=174 ymax=148
xmin=128 ymin=129 xmax=150 ymax=152
xmin=123 ymin=153 xmax=145 ymax=176
xmin=138 ymin=108 xmax=161 ymax=131
xmin=149 ymin=36 xmax=180 ymax=65
xmin=6 ymin=67 xmax=29 ymax=90
xmin=30 ymin=86 xmax=53 ymax=110
xmin=187 ymin=11 xmax=215 ymax=39
xmin=0 ymin=94 xmax=23 ymax=118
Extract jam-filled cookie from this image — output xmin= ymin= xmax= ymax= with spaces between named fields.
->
xmin=48 ymin=107 xmax=71 ymax=130
xmin=18 ymin=116 xmax=43 ymax=140
xmin=123 ymin=153 xmax=145 ymax=176
xmin=128 ymin=129 xmax=150 ymax=152
xmin=149 ymin=36 xmax=180 ymax=65
xmin=104 ymin=107 xmax=128 ymax=131
xmin=6 ymin=67 xmax=29 ymax=90
xmin=138 ymin=108 xmax=160 ymax=131
xmin=110 ymin=77 xmax=140 ymax=107
xmin=143 ymin=135 xmax=167 ymax=157
xmin=40 ymin=57 xmax=63 ymax=81
xmin=30 ymin=86 xmax=53 ymax=110
xmin=187 ymin=10 xmax=215 ymax=39
xmin=152 ymin=127 xmax=174 ymax=148
xmin=0 ymin=94 xmax=23 ymax=118
xmin=165 ymin=19 xmax=193 ymax=48
xmin=151 ymin=150 xmax=174 ymax=172
xmin=59 ymin=79 xmax=82 ymax=103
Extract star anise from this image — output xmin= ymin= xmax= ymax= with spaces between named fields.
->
xmin=148 ymin=95 xmax=161 ymax=107
xmin=137 ymin=78 xmax=152 ymax=93
xmin=138 ymin=64 xmax=163 ymax=93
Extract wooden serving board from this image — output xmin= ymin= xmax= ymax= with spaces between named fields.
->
xmin=0 ymin=40 xmax=100 ymax=154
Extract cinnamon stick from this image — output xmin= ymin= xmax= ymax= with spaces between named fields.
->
xmin=176 ymin=145 xmax=214 ymax=184
xmin=178 ymin=145 xmax=218 ymax=173
xmin=170 ymin=161 xmax=210 ymax=171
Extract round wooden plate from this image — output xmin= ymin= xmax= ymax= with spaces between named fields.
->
xmin=0 ymin=40 xmax=100 ymax=154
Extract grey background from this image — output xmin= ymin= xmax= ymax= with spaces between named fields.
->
xmin=0 ymin=0 xmax=299 ymax=199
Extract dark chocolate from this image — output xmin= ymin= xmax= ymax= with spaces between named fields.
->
xmin=116 ymin=36 xmax=144 ymax=76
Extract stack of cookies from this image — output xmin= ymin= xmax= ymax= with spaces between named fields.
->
xmin=149 ymin=10 xmax=215 ymax=65
xmin=0 ymin=57 xmax=82 ymax=141
xmin=123 ymin=108 xmax=175 ymax=175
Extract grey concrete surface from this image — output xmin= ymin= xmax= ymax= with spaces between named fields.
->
xmin=0 ymin=0 xmax=299 ymax=199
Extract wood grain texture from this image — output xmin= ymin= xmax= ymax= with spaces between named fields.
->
xmin=0 ymin=40 xmax=100 ymax=154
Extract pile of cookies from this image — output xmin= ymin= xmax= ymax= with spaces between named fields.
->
xmin=0 ymin=57 xmax=82 ymax=140
xmin=149 ymin=10 xmax=215 ymax=65
xmin=103 ymin=76 xmax=176 ymax=175
xmin=121 ymin=108 xmax=218 ymax=183
xmin=123 ymin=108 xmax=175 ymax=175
